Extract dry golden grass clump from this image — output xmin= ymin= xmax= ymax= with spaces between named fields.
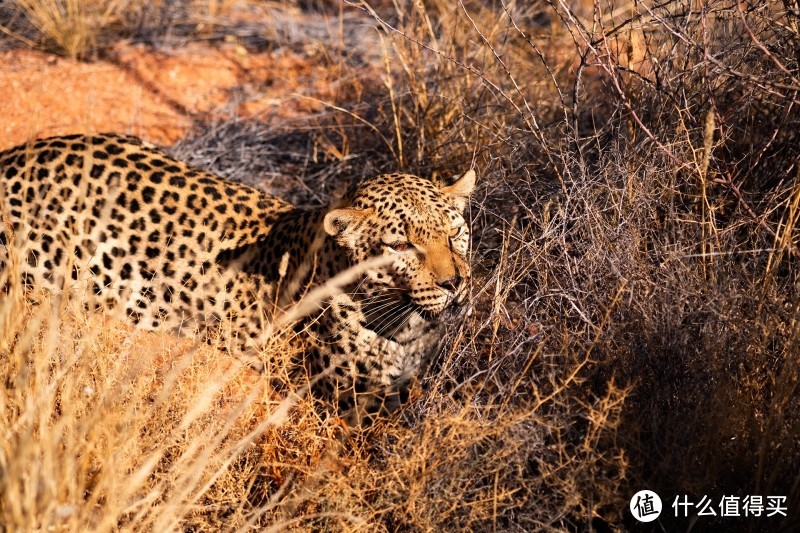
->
xmin=5 ymin=0 xmax=129 ymax=58
xmin=0 ymin=265 xmax=299 ymax=529
xmin=2 ymin=0 xmax=800 ymax=531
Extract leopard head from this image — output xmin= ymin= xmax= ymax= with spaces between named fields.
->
xmin=324 ymin=170 xmax=475 ymax=318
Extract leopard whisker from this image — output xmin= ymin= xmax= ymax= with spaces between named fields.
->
xmin=372 ymin=305 xmax=416 ymax=344
xmin=362 ymin=297 xmax=407 ymax=325
xmin=384 ymin=305 xmax=418 ymax=340
xmin=362 ymin=298 xmax=408 ymax=326
xmin=372 ymin=302 xmax=415 ymax=339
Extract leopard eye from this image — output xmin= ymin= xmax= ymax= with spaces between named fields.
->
xmin=450 ymin=225 xmax=466 ymax=239
xmin=385 ymin=242 xmax=412 ymax=253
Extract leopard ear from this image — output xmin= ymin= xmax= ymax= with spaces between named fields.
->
xmin=324 ymin=207 xmax=374 ymax=236
xmin=440 ymin=169 xmax=476 ymax=211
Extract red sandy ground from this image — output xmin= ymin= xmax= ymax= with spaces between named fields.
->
xmin=0 ymin=41 xmax=353 ymax=150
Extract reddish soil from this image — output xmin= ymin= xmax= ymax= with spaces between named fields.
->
xmin=0 ymin=41 xmax=353 ymax=150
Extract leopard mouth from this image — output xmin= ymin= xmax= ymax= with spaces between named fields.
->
xmin=361 ymin=284 xmax=463 ymax=326
xmin=415 ymin=294 xmax=467 ymax=322
xmin=415 ymin=307 xmax=438 ymax=321
xmin=411 ymin=294 xmax=457 ymax=320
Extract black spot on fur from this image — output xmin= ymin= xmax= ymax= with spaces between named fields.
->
xmin=141 ymin=186 xmax=155 ymax=204
xmin=203 ymin=186 xmax=222 ymax=200
xmin=90 ymin=164 xmax=105 ymax=178
xmin=36 ymin=150 xmax=57 ymax=164
xmin=106 ymin=143 xmax=123 ymax=155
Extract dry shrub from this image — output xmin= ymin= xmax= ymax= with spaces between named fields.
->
xmin=256 ymin=0 xmax=798 ymax=529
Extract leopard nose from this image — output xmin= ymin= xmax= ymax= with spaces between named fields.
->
xmin=437 ymin=275 xmax=462 ymax=293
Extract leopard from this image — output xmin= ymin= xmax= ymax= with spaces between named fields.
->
xmin=0 ymin=133 xmax=475 ymax=425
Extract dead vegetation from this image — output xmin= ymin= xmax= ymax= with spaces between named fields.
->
xmin=1 ymin=0 xmax=800 ymax=531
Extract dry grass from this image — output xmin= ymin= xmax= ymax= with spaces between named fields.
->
xmin=2 ymin=0 xmax=800 ymax=531
xmin=5 ymin=0 xmax=129 ymax=58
